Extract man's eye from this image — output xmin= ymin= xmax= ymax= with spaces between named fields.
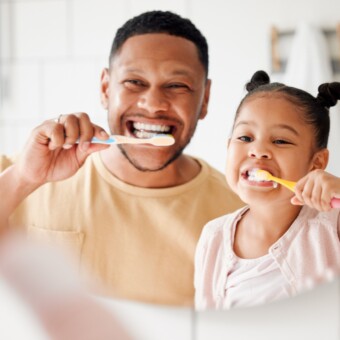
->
xmin=238 ymin=136 xmax=252 ymax=142
xmin=124 ymin=79 xmax=145 ymax=87
xmin=168 ymin=84 xmax=186 ymax=88
xmin=166 ymin=83 xmax=191 ymax=91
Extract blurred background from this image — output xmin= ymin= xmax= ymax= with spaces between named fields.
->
xmin=1 ymin=2 xmax=340 ymax=338
xmin=0 ymin=0 xmax=340 ymax=173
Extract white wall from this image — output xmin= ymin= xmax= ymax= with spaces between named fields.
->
xmin=1 ymin=0 xmax=340 ymax=174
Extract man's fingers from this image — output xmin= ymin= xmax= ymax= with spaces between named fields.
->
xmin=31 ymin=120 xmax=66 ymax=150
xmin=93 ymin=124 xmax=109 ymax=140
xmin=78 ymin=113 xmax=95 ymax=142
xmin=46 ymin=113 xmax=109 ymax=151
xmin=53 ymin=114 xmax=63 ymax=124
xmin=61 ymin=115 xmax=82 ymax=147
xmin=48 ymin=123 xmax=67 ymax=150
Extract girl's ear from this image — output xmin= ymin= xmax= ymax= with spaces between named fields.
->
xmin=310 ymin=148 xmax=329 ymax=171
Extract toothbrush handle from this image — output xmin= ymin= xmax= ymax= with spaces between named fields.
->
xmin=330 ymin=198 xmax=340 ymax=209
xmin=90 ymin=136 xmax=148 ymax=145
xmin=277 ymin=177 xmax=340 ymax=209
xmin=90 ymin=136 xmax=117 ymax=144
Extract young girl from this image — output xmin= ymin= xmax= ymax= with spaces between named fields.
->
xmin=194 ymin=70 xmax=340 ymax=310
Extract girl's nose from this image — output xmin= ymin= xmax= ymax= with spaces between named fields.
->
xmin=248 ymin=146 xmax=271 ymax=159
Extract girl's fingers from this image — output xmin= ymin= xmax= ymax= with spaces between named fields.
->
xmin=290 ymin=196 xmax=304 ymax=206
xmin=294 ymin=178 xmax=307 ymax=205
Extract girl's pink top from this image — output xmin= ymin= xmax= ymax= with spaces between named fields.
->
xmin=194 ymin=206 xmax=340 ymax=310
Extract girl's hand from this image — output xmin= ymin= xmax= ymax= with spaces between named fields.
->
xmin=291 ymin=169 xmax=340 ymax=211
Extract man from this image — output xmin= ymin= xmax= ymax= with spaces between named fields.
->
xmin=0 ymin=11 xmax=243 ymax=306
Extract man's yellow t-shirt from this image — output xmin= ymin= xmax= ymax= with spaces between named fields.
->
xmin=3 ymin=152 xmax=243 ymax=306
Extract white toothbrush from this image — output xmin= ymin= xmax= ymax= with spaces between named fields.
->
xmin=89 ymin=134 xmax=175 ymax=146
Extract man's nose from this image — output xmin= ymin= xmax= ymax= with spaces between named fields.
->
xmin=137 ymin=87 xmax=169 ymax=113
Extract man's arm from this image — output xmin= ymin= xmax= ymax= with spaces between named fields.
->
xmin=0 ymin=112 xmax=109 ymax=229
xmin=0 ymin=165 xmax=36 ymax=229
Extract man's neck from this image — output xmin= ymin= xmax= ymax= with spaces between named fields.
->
xmin=99 ymin=146 xmax=201 ymax=188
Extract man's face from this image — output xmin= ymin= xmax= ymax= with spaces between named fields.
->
xmin=100 ymin=33 xmax=210 ymax=171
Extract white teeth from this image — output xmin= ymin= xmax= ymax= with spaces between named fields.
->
xmin=133 ymin=122 xmax=171 ymax=133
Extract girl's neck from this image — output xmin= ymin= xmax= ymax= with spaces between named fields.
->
xmin=233 ymin=202 xmax=302 ymax=259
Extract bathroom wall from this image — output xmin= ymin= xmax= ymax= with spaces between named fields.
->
xmin=1 ymin=0 xmax=340 ymax=173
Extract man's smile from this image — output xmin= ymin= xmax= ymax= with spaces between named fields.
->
xmin=128 ymin=121 xmax=175 ymax=139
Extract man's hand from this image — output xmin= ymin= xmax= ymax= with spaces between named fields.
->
xmin=15 ymin=112 xmax=110 ymax=186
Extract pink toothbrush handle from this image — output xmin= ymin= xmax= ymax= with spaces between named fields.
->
xmin=331 ymin=198 xmax=340 ymax=208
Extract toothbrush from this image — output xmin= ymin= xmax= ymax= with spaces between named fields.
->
xmin=87 ymin=134 xmax=175 ymax=146
xmin=249 ymin=169 xmax=340 ymax=209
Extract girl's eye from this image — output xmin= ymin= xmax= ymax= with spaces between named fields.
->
xmin=273 ymin=139 xmax=291 ymax=145
xmin=238 ymin=136 xmax=252 ymax=142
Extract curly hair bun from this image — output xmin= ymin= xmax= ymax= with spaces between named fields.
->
xmin=316 ymin=82 xmax=340 ymax=108
xmin=246 ymin=70 xmax=270 ymax=92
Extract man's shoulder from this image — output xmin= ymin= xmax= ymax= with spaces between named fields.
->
xmin=0 ymin=154 xmax=16 ymax=171
xmin=195 ymin=158 xmax=226 ymax=183
xmin=204 ymin=207 xmax=245 ymax=232
xmin=196 ymin=158 xmax=244 ymax=206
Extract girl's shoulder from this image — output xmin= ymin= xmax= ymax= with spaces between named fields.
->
xmin=200 ymin=206 xmax=249 ymax=243
xmin=299 ymin=205 xmax=340 ymax=228
xmin=286 ymin=205 xmax=340 ymax=243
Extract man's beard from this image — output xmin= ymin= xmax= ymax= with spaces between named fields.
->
xmin=117 ymin=144 xmax=186 ymax=172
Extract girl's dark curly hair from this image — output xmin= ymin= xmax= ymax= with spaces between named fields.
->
xmin=234 ymin=70 xmax=340 ymax=149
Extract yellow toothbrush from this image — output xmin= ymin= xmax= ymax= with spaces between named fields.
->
xmin=251 ymin=169 xmax=296 ymax=191
xmin=250 ymin=169 xmax=340 ymax=208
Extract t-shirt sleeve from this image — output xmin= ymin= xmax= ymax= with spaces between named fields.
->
xmin=0 ymin=155 xmax=15 ymax=172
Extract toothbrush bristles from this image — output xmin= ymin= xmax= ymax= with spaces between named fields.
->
xmin=248 ymin=169 xmax=271 ymax=182
xmin=256 ymin=169 xmax=271 ymax=181
xmin=150 ymin=134 xmax=175 ymax=146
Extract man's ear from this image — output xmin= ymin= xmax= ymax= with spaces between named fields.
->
xmin=226 ymin=138 xmax=231 ymax=149
xmin=310 ymin=148 xmax=329 ymax=171
xmin=100 ymin=68 xmax=110 ymax=110
xmin=199 ymin=79 xmax=211 ymax=120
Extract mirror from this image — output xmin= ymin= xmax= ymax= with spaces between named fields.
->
xmin=0 ymin=0 xmax=339 ymax=320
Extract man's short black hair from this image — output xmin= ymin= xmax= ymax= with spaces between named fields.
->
xmin=109 ymin=10 xmax=209 ymax=77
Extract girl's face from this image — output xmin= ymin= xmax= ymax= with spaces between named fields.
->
xmin=226 ymin=95 xmax=326 ymax=205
